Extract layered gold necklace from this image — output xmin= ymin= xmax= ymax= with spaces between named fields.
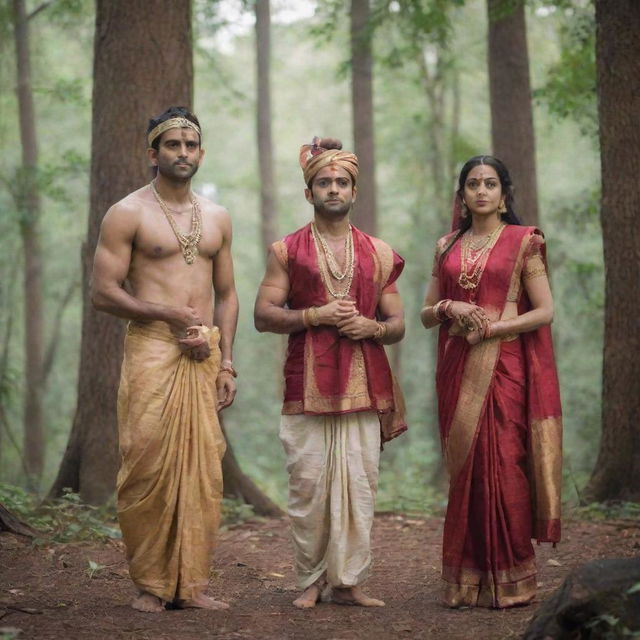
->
xmin=150 ymin=181 xmax=202 ymax=265
xmin=311 ymin=222 xmax=355 ymax=299
xmin=458 ymin=223 xmax=505 ymax=290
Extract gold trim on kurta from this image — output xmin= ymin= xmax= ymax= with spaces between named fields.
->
xmin=272 ymin=239 xmax=288 ymax=268
xmin=370 ymin=237 xmax=394 ymax=294
xmin=302 ymin=338 xmax=372 ymax=413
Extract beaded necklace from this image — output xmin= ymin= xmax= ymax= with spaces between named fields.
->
xmin=150 ymin=181 xmax=202 ymax=265
xmin=458 ymin=223 xmax=505 ymax=290
xmin=311 ymin=223 xmax=355 ymax=299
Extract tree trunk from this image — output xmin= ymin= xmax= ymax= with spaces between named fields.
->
xmin=49 ymin=0 xmax=194 ymax=505
xmin=487 ymin=0 xmax=539 ymax=226
xmin=255 ymin=0 xmax=278 ymax=255
xmin=13 ymin=0 xmax=44 ymax=485
xmin=220 ymin=418 xmax=283 ymax=517
xmin=350 ymin=0 xmax=377 ymax=236
xmin=584 ymin=0 xmax=640 ymax=502
xmin=0 ymin=503 xmax=39 ymax=538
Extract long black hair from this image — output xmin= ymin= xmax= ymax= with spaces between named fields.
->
xmin=441 ymin=155 xmax=522 ymax=263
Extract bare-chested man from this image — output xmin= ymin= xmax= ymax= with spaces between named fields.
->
xmin=254 ymin=137 xmax=407 ymax=609
xmin=91 ymin=106 xmax=238 ymax=613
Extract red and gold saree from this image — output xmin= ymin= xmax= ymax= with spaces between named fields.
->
xmin=434 ymin=224 xmax=562 ymax=608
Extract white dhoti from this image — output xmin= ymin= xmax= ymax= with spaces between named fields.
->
xmin=279 ymin=411 xmax=381 ymax=589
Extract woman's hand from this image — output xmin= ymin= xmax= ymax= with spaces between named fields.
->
xmin=465 ymin=329 xmax=484 ymax=346
xmin=448 ymin=301 xmax=489 ymax=334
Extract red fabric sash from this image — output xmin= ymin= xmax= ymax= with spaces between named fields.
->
xmin=282 ymin=224 xmax=406 ymax=440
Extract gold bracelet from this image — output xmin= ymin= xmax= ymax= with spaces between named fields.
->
xmin=302 ymin=308 xmax=310 ymax=328
xmin=432 ymin=300 xmax=444 ymax=321
xmin=308 ymin=306 xmax=320 ymax=327
xmin=219 ymin=364 xmax=238 ymax=378
xmin=373 ymin=322 xmax=387 ymax=341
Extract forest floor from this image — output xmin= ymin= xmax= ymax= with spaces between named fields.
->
xmin=1 ymin=513 xmax=638 ymax=640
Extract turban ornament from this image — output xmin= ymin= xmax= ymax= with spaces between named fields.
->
xmin=299 ymin=136 xmax=359 ymax=186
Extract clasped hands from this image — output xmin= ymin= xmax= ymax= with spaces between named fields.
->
xmin=319 ymin=299 xmax=379 ymax=341
xmin=448 ymin=301 xmax=490 ymax=346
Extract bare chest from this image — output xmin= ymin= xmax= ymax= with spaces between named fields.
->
xmin=134 ymin=208 xmax=222 ymax=261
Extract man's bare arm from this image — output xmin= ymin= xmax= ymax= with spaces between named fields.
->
xmin=91 ymin=202 xmax=201 ymax=330
xmin=212 ymin=211 xmax=239 ymax=365
xmin=253 ymin=249 xmax=358 ymax=334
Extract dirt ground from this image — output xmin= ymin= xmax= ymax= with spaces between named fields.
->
xmin=1 ymin=513 xmax=638 ymax=640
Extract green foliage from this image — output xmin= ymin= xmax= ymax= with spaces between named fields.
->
xmin=567 ymin=501 xmax=640 ymax=522
xmin=220 ymin=497 xmax=256 ymax=527
xmin=533 ymin=1 xmax=597 ymax=137
xmin=34 ymin=77 xmax=88 ymax=106
xmin=0 ymin=0 xmax=607 ymax=514
xmin=0 ymin=484 xmax=120 ymax=543
xmin=86 ymin=559 xmax=107 ymax=579
xmin=584 ymin=614 xmax=640 ymax=639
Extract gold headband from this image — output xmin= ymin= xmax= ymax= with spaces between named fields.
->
xmin=147 ymin=117 xmax=201 ymax=147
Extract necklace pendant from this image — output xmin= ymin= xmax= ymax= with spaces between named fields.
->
xmin=184 ymin=245 xmax=199 ymax=265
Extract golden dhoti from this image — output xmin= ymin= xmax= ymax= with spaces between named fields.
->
xmin=116 ymin=321 xmax=226 ymax=602
xmin=279 ymin=412 xmax=380 ymax=589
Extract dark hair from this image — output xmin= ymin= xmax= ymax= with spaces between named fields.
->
xmin=147 ymin=106 xmax=201 ymax=150
xmin=441 ymin=155 xmax=521 ymax=263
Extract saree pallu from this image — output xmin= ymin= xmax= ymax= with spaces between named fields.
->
xmin=117 ymin=321 xmax=226 ymax=603
xmin=435 ymin=225 xmax=562 ymax=608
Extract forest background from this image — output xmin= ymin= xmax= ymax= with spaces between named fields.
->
xmin=0 ymin=0 xmax=617 ymax=515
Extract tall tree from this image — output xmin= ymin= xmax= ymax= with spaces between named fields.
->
xmin=49 ymin=0 xmax=193 ymax=504
xmin=255 ymin=0 xmax=277 ymax=254
xmin=351 ymin=0 xmax=377 ymax=235
xmin=584 ymin=0 xmax=640 ymax=502
xmin=12 ymin=0 xmax=44 ymax=484
xmin=487 ymin=0 xmax=539 ymax=226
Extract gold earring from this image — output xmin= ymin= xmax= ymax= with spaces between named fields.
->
xmin=461 ymin=201 xmax=469 ymax=218
xmin=498 ymin=200 xmax=506 ymax=214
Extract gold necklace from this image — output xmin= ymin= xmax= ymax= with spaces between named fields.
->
xmin=311 ymin=223 xmax=355 ymax=299
xmin=311 ymin=222 xmax=353 ymax=280
xmin=150 ymin=181 xmax=202 ymax=265
xmin=458 ymin=223 xmax=505 ymax=290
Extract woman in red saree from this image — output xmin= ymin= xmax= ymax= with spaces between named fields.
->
xmin=421 ymin=156 xmax=562 ymax=608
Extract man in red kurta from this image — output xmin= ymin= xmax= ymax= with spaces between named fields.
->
xmin=254 ymin=137 xmax=406 ymax=608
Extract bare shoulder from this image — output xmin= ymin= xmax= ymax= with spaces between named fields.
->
xmin=196 ymin=194 xmax=232 ymax=229
xmin=100 ymin=186 xmax=148 ymax=237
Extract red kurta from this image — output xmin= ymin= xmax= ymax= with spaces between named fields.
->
xmin=273 ymin=223 xmax=406 ymax=442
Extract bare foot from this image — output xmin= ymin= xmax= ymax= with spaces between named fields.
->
xmin=176 ymin=594 xmax=230 ymax=610
xmin=293 ymin=583 xmax=323 ymax=609
xmin=331 ymin=586 xmax=385 ymax=607
xmin=131 ymin=592 xmax=165 ymax=613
